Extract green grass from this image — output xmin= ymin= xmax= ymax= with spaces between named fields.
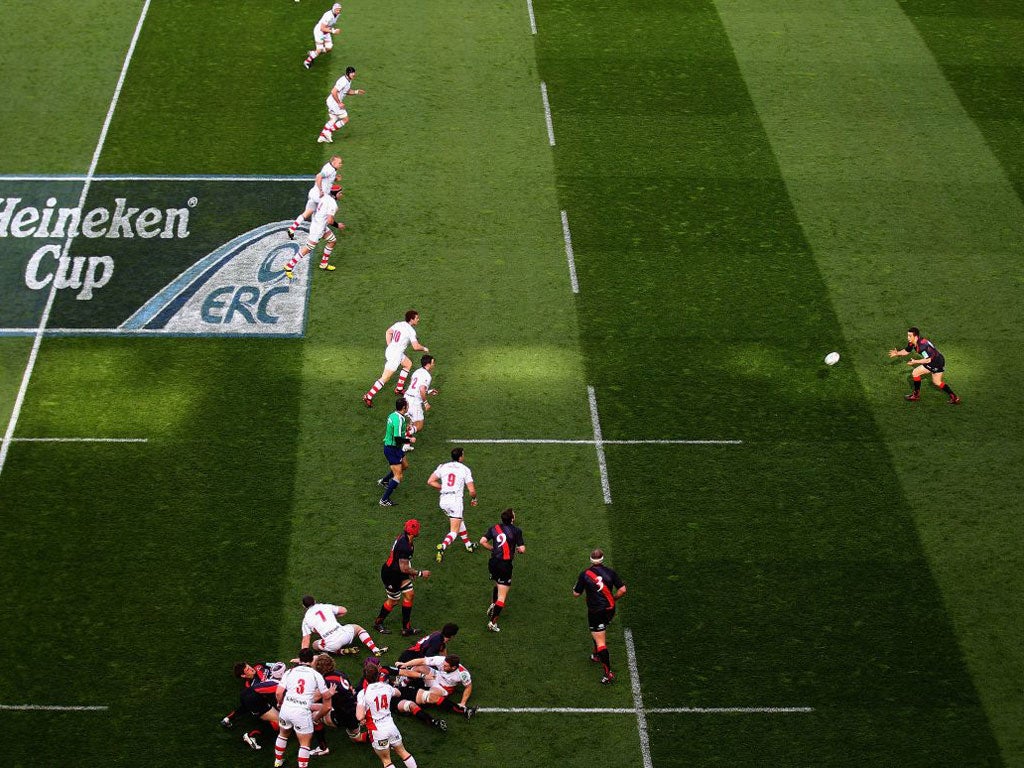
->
xmin=0 ymin=0 xmax=1021 ymax=766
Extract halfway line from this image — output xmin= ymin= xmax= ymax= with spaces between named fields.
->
xmin=624 ymin=628 xmax=653 ymax=768
xmin=540 ymin=82 xmax=556 ymax=146
xmin=561 ymin=210 xmax=580 ymax=293
xmin=587 ymin=385 xmax=613 ymax=504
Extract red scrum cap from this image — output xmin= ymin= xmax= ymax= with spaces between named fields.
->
xmin=404 ymin=519 xmax=421 ymax=536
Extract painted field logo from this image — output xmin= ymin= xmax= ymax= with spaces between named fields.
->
xmin=121 ymin=222 xmax=308 ymax=336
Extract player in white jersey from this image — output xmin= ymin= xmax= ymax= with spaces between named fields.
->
xmin=402 ymin=355 xmax=437 ymax=441
xmin=317 ymin=66 xmax=366 ymax=144
xmin=303 ymin=3 xmax=342 ymax=69
xmin=356 ymin=661 xmax=419 ymax=768
xmin=394 ymin=654 xmax=476 ymax=719
xmin=299 ymin=594 xmax=390 ymax=656
xmin=273 ymin=648 xmax=335 ymax=768
xmin=284 ymin=185 xmax=342 ymax=278
xmin=364 ymin=310 xmax=429 ymax=407
xmin=287 ymin=155 xmax=342 ymax=240
xmin=428 ymin=447 xmax=478 ymax=562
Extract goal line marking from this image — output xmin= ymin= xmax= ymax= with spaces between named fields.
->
xmin=0 ymin=704 xmax=109 ymax=712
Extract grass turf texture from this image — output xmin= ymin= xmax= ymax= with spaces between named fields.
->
xmin=0 ymin=1 xmax=1021 ymax=767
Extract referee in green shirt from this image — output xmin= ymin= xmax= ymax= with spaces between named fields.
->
xmin=379 ymin=398 xmax=415 ymax=506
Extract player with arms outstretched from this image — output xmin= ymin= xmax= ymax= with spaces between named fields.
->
xmin=365 ymin=311 xmax=429 ymax=407
xmin=888 ymin=326 xmax=961 ymax=404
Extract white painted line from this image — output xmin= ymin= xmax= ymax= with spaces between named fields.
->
xmin=0 ymin=0 xmax=151 ymax=480
xmin=0 ymin=174 xmax=307 ymax=182
xmin=624 ymin=628 xmax=653 ymax=768
xmin=561 ymin=210 xmax=580 ymax=294
xmin=587 ymin=385 xmax=612 ymax=504
xmin=540 ymin=81 xmax=556 ymax=146
xmin=476 ymin=706 xmax=813 ymax=715
xmin=12 ymin=438 xmax=148 ymax=443
xmin=526 ymin=0 xmax=537 ymax=34
xmin=0 ymin=704 xmax=109 ymax=712
xmin=448 ymin=438 xmax=742 ymax=445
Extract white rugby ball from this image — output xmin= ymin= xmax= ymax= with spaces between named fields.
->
xmin=824 ymin=352 xmax=840 ymax=366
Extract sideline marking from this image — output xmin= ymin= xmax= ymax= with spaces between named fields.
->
xmin=540 ymin=82 xmax=556 ymax=146
xmin=477 ymin=706 xmax=813 ymax=714
xmin=625 ymin=628 xmax=653 ymax=768
xmin=0 ymin=0 xmax=152 ymax=480
xmin=526 ymin=0 xmax=537 ymax=34
xmin=561 ymin=210 xmax=580 ymax=294
xmin=0 ymin=174 xmax=307 ymax=182
xmin=587 ymin=385 xmax=613 ymax=504
xmin=448 ymin=439 xmax=742 ymax=445
xmin=0 ymin=704 xmax=109 ymax=712
xmin=12 ymin=438 xmax=148 ymax=444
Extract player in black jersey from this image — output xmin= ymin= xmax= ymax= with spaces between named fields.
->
xmin=889 ymin=327 xmax=961 ymax=404
xmin=374 ymin=519 xmax=432 ymax=636
xmin=480 ymin=508 xmax=526 ymax=632
xmin=221 ymin=661 xmax=286 ymax=750
xmin=397 ymin=623 xmax=459 ymax=663
xmin=573 ymin=548 xmax=627 ymax=684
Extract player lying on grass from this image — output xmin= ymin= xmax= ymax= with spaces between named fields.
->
xmin=300 ymin=594 xmax=388 ymax=656
xmin=393 ymin=654 xmax=477 ymax=720
xmin=396 ymin=623 xmax=459 ymax=663
xmin=221 ymin=661 xmax=286 ymax=750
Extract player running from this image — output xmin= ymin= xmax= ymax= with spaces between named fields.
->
xmin=573 ymin=548 xmax=627 ymax=685
xmin=273 ymin=649 xmax=336 ymax=768
xmin=303 ymin=3 xmax=342 ymax=70
xmin=284 ymin=184 xmax=343 ymax=278
xmin=403 ymin=355 xmax=437 ymax=438
xmin=364 ymin=311 xmax=429 ymax=407
xmin=888 ymin=326 xmax=961 ymax=404
xmin=356 ymin=660 xmax=421 ymax=768
xmin=300 ymin=595 xmax=388 ymax=656
xmin=480 ymin=508 xmax=526 ymax=632
xmin=287 ymin=156 xmax=343 ymax=240
xmin=428 ymin=447 xmax=478 ymax=562
xmin=374 ymin=519 xmax=430 ymax=636
xmin=317 ymin=66 xmax=366 ymax=143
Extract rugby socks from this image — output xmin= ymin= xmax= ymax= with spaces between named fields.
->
xmin=941 ymin=382 xmax=957 ymax=396
xmin=314 ymin=723 xmax=327 ymax=749
xmin=912 ymin=375 xmax=922 ymax=393
xmin=304 ymin=50 xmax=318 ymax=67
xmin=274 ymin=735 xmax=288 ymax=766
xmin=376 ymin=603 xmax=394 ymax=623
xmin=366 ymin=379 xmax=384 ymax=401
xmin=396 ymin=368 xmax=410 ymax=392
xmin=458 ymin=521 xmax=471 ymax=548
xmin=321 ymin=241 xmax=334 ymax=267
xmin=401 ymin=602 xmax=413 ymax=629
xmin=493 ymin=585 xmax=499 ymax=603
xmin=297 ymin=745 xmax=310 ymax=768
xmin=358 ymin=629 xmax=381 ymax=653
xmin=288 ymin=214 xmax=304 ymax=235
xmin=492 ymin=600 xmax=505 ymax=620
xmin=382 ymin=478 xmax=399 ymax=500
xmin=404 ymin=755 xmax=418 ymax=768
xmin=440 ymin=533 xmax=454 ymax=551
xmin=595 ymin=645 xmax=611 ymax=675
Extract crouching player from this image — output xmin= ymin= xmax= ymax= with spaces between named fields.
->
xmin=393 ymin=655 xmax=476 ymax=720
xmin=300 ymin=594 xmax=388 ymax=656
xmin=221 ymin=661 xmax=286 ymax=750
xmin=357 ymin=660 xmax=420 ymax=768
